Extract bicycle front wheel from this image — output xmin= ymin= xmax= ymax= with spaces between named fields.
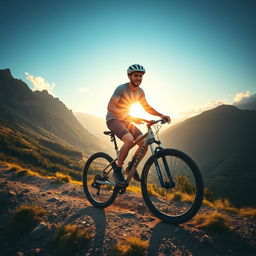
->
xmin=83 ymin=152 xmax=118 ymax=208
xmin=141 ymin=149 xmax=204 ymax=224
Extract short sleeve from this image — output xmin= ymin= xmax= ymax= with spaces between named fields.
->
xmin=112 ymin=86 xmax=123 ymax=98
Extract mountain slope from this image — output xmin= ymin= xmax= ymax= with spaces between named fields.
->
xmin=0 ymin=69 xmax=101 ymax=152
xmin=160 ymin=105 xmax=256 ymax=207
xmin=0 ymin=68 xmax=104 ymax=178
xmin=74 ymin=112 xmax=115 ymax=153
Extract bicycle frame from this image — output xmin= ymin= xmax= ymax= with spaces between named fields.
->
xmin=99 ymin=119 xmax=174 ymax=187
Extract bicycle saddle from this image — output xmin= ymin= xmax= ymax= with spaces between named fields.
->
xmin=103 ymin=131 xmax=114 ymax=136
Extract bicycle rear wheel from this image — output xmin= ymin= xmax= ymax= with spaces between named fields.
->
xmin=83 ymin=152 xmax=118 ymax=208
xmin=141 ymin=148 xmax=204 ymax=224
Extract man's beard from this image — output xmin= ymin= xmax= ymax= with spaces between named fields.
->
xmin=130 ymin=79 xmax=141 ymax=87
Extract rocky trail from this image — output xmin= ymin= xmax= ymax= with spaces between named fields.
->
xmin=0 ymin=163 xmax=255 ymax=256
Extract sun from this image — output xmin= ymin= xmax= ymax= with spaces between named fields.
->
xmin=129 ymin=103 xmax=153 ymax=119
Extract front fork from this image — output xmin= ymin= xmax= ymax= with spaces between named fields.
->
xmin=149 ymin=143 xmax=175 ymax=189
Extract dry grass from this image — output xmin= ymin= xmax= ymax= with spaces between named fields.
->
xmin=203 ymin=198 xmax=239 ymax=214
xmin=126 ymin=184 xmax=141 ymax=194
xmin=51 ymin=172 xmax=72 ymax=184
xmin=238 ymin=207 xmax=256 ymax=217
xmin=52 ymin=224 xmax=93 ymax=256
xmin=190 ymin=211 xmax=232 ymax=231
xmin=2 ymin=161 xmax=81 ymax=185
xmin=111 ymin=237 xmax=148 ymax=256
xmin=8 ymin=205 xmax=46 ymax=237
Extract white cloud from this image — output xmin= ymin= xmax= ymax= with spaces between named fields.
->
xmin=233 ymin=90 xmax=250 ymax=103
xmin=25 ymin=72 xmax=55 ymax=95
xmin=79 ymin=87 xmax=89 ymax=92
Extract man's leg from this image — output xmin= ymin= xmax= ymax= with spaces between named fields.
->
xmin=131 ymin=134 xmax=148 ymax=166
xmin=117 ymin=133 xmax=134 ymax=167
xmin=125 ymin=135 xmax=148 ymax=182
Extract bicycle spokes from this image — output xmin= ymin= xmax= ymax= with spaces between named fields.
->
xmin=86 ymin=156 xmax=116 ymax=204
xmin=146 ymin=153 xmax=198 ymax=218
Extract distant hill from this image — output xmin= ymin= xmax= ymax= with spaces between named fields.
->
xmin=74 ymin=112 xmax=116 ymax=153
xmin=160 ymin=105 xmax=256 ymax=207
xmin=0 ymin=69 xmax=102 ymax=178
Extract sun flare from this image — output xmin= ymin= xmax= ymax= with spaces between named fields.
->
xmin=129 ymin=103 xmax=152 ymax=119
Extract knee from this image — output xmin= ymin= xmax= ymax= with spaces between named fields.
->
xmin=122 ymin=134 xmax=134 ymax=148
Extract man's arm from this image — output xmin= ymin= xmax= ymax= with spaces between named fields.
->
xmin=107 ymin=96 xmax=127 ymax=120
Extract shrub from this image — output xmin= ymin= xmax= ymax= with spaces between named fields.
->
xmin=52 ymin=172 xmax=72 ymax=184
xmin=51 ymin=224 xmax=93 ymax=256
xmin=111 ymin=237 xmax=148 ymax=256
xmin=8 ymin=205 xmax=46 ymax=238
xmin=190 ymin=211 xmax=231 ymax=232
xmin=204 ymin=188 xmax=215 ymax=202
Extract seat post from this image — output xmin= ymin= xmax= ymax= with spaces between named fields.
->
xmin=111 ymin=135 xmax=118 ymax=151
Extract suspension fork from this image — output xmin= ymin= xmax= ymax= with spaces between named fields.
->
xmin=150 ymin=144 xmax=174 ymax=188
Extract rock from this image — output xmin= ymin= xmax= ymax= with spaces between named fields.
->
xmin=61 ymin=190 xmax=69 ymax=195
xmin=16 ymin=252 xmax=24 ymax=256
xmin=9 ymin=191 xmax=17 ymax=196
xmin=200 ymin=235 xmax=213 ymax=245
xmin=41 ymin=193 xmax=47 ymax=197
xmin=22 ymin=189 xmax=30 ymax=193
xmin=30 ymin=222 xmax=50 ymax=239
xmin=140 ymin=233 xmax=148 ymax=241
xmin=145 ymin=217 xmax=155 ymax=222
xmin=47 ymin=197 xmax=59 ymax=202
xmin=118 ymin=212 xmax=136 ymax=218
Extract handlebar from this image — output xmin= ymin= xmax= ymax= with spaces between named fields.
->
xmin=137 ymin=118 xmax=169 ymax=128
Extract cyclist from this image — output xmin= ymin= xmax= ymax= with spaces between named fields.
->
xmin=106 ymin=64 xmax=171 ymax=186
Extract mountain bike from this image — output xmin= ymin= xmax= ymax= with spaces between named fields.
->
xmin=82 ymin=118 xmax=204 ymax=224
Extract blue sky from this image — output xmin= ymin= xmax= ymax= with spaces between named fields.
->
xmin=1 ymin=0 xmax=255 ymax=120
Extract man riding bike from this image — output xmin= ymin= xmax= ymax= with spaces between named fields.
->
xmin=106 ymin=64 xmax=171 ymax=186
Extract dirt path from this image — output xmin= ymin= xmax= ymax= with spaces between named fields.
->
xmin=0 ymin=164 xmax=255 ymax=256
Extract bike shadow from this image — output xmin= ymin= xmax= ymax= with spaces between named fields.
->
xmin=148 ymin=221 xmax=255 ymax=256
xmin=63 ymin=206 xmax=106 ymax=254
xmin=148 ymin=221 xmax=211 ymax=256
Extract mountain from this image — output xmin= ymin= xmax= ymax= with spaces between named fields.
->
xmin=74 ymin=112 xmax=116 ymax=153
xmin=0 ymin=69 xmax=102 ymax=178
xmin=160 ymin=104 xmax=256 ymax=207
xmin=0 ymin=69 xmax=101 ymax=151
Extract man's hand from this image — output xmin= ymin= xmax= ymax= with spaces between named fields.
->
xmin=160 ymin=114 xmax=171 ymax=123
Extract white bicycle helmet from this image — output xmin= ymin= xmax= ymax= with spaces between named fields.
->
xmin=127 ymin=64 xmax=146 ymax=75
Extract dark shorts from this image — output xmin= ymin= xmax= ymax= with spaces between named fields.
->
xmin=107 ymin=119 xmax=143 ymax=140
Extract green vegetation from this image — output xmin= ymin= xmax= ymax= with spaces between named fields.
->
xmin=51 ymin=224 xmax=93 ymax=256
xmin=8 ymin=205 xmax=46 ymax=238
xmin=111 ymin=237 xmax=148 ymax=256
xmin=0 ymin=127 xmax=84 ymax=181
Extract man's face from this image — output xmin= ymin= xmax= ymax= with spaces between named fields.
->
xmin=128 ymin=72 xmax=144 ymax=87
